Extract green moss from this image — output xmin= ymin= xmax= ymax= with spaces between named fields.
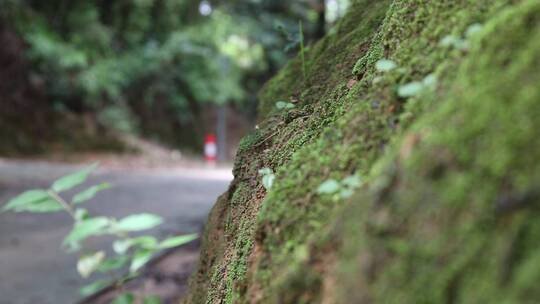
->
xmin=185 ymin=0 xmax=540 ymax=303
xmin=330 ymin=1 xmax=540 ymax=303
xmin=236 ymin=129 xmax=263 ymax=154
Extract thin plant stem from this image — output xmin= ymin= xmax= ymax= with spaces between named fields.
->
xmin=299 ymin=20 xmax=307 ymax=83
xmin=48 ymin=190 xmax=76 ymax=219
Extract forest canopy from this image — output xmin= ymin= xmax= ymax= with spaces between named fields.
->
xmin=0 ymin=0 xmax=350 ymax=151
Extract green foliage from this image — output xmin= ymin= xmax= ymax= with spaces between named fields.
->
xmin=317 ymin=175 xmax=362 ymax=199
xmin=73 ymin=183 xmax=110 ymax=204
xmin=2 ymin=190 xmax=61 ymax=213
xmin=375 ymin=59 xmax=397 ymax=72
xmin=64 ymin=217 xmax=111 ymax=251
xmin=113 ymin=236 xmax=158 ymax=255
xmin=51 ymin=163 xmax=97 ymax=193
xmin=112 ymin=214 xmax=164 ymax=232
xmin=158 ymin=234 xmax=199 ymax=249
xmin=143 ymin=296 xmax=161 ymax=304
xmin=110 ymin=293 xmax=161 ymax=304
xmin=97 ymin=256 xmax=130 ymax=273
xmin=79 ymin=279 xmax=111 ymax=297
xmin=397 ymin=81 xmax=424 ymax=98
xmin=316 ymin=179 xmax=341 ymax=194
xmin=440 ymin=23 xmax=485 ymax=51
xmin=258 ymin=168 xmax=276 ymax=190
xmin=77 ymin=251 xmax=106 ymax=278
xmin=398 ymin=74 xmax=438 ymax=98
xmin=276 ymin=101 xmax=295 ymax=110
xmin=130 ymin=249 xmax=154 ymax=273
xmin=4 ymin=0 xmax=328 ymax=150
xmin=2 ymin=165 xmax=197 ymax=301
xmin=112 ymin=293 xmax=135 ymax=304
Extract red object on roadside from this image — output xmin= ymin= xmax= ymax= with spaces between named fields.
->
xmin=204 ymin=134 xmax=217 ymax=164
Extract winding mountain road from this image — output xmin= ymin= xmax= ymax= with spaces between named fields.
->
xmin=0 ymin=158 xmax=231 ymax=304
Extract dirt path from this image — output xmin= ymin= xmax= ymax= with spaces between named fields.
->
xmin=0 ymin=158 xmax=232 ymax=304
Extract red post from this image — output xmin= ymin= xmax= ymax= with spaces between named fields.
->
xmin=204 ymin=134 xmax=217 ymax=166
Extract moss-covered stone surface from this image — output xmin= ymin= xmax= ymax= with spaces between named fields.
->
xmin=185 ymin=1 xmax=540 ymax=303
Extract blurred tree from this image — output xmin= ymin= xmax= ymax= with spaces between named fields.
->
xmin=0 ymin=0 xmax=349 ymax=152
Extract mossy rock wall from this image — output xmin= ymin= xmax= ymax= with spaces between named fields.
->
xmin=185 ymin=1 xmax=540 ymax=303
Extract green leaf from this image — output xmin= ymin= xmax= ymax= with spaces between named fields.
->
xmin=51 ymin=163 xmax=98 ymax=193
xmin=466 ymin=23 xmax=483 ymax=38
xmin=113 ymin=236 xmax=158 ymax=254
xmin=130 ymin=249 xmax=154 ymax=273
xmin=97 ymin=255 xmax=130 ymax=272
xmin=112 ymin=214 xmax=163 ymax=232
xmin=342 ymin=175 xmax=362 ymax=188
xmin=262 ymin=174 xmax=275 ymax=190
xmin=144 ymin=296 xmax=161 ymax=304
xmin=423 ymin=74 xmax=438 ymax=88
xmin=375 ymin=59 xmax=397 ymax=72
xmin=158 ymin=234 xmax=198 ymax=249
xmin=9 ymin=197 xmax=64 ymax=213
xmin=340 ymin=189 xmax=355 ymax=199
xmin=77 ymin=251 xmax=106 ymax=278
xmin=72 ymin=183 xmax=111 ymax=204
xmin=259 ymin=168 xmax=275 ymax=190
xmin=398 ymin=82 xmax=424 ymax=98
xmin=440 ymin=35 xmax=460 ymax=47
xmin=258 ymin=168 xmax=273 ymax=176
xmin=63 ymin=217 xmax=110 ymax=250
xmin=113 ymin=239 xmax=133 ymax=255
xmin=74 ymin=208 xmax=90 ymax=221
xmin=317 ymin=179 xmax=341 ymax=194
xmin=112 ymin=293 xmax=135 ymax=304
xmin=276 ymin=101 xmax=295 ymax=110
xmin=79 ymin=279 xmax=111 ymax=297
xmin=3 ymin=190 xmax=50 ymax=211
xmin=131 ymin=236 xmax=159 ymax=249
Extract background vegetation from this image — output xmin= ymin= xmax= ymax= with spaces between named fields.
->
xmin=0 ymin=0 xmax=350 ymax=155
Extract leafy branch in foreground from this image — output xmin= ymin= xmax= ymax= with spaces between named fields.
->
xmin=2 ymin=164 xmax=198 ymax=303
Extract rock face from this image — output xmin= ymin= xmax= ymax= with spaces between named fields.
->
xmin=185 ymin=1 xmax=540 ymax=303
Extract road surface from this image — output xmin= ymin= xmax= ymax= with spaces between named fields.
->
xmin=0 ymin=159 xmax=232 ymax=304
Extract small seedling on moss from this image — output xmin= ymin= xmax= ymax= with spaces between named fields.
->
xmin=375 ymin=59 xmax=397 ymax=72
xmin=276 ymin=101 xmax=295 ymax=110
xmin=398 ymin=74 xmax=438 ymax=98
xmin=317 ymin=179 xmax=341 ymax=194
xmin=465 ymin=23 xmax=483 ymax=38
xmin=259 ymin=168 xmax=276 ymax=190
xmin=2 ymin=164 xmax=198 ymax=304
xmin=440 ymin=23 xmax=483 ymax=51
xmin=398 ymin=81 xmax=424 ymax=98
xmin=317 ymin=174 xmax=362 ymax=199
xmin=299 ymin=20 xmax=307 ymax=82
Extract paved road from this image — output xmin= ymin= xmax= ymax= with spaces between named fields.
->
xmin=0 ymin=159 xmax=232 ymax=304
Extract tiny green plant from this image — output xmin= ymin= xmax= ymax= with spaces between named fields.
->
xmin=397 ymin=73 xmax=438 ymax=98
xmin=276 ymin=101 xmax=295 ymax=110
xmin=275 ymin=20 xmax=307 ymax=82
xmin=317 ymin=174 xmax=362 ymax=200
xmin=2 ymin=164 xmax=198 ymax=304
xmin=439 ymin=23 xmax=484 ymax=51
xmin=373 ymin=59 xmax=438 ymax=98
xmin=258 ymin=168 xmax=276 ymax=190
xmin=375 ymin=59 xmax=397 ymax=72
xmin=299 ymin=20 xmax=307 ymax=82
